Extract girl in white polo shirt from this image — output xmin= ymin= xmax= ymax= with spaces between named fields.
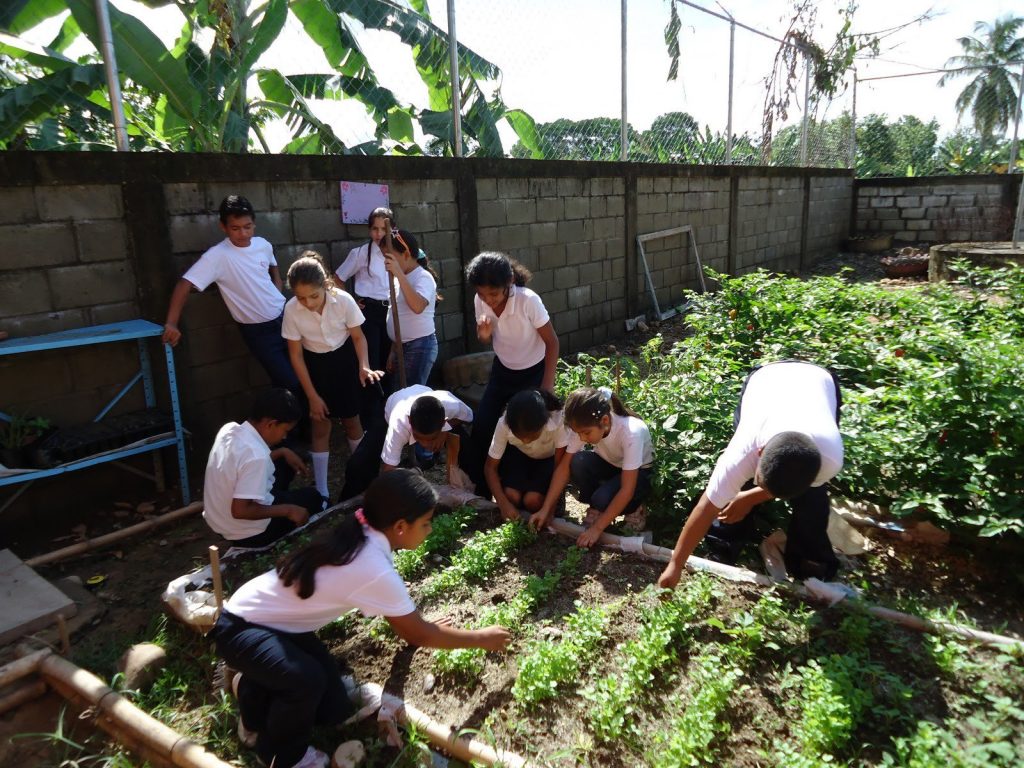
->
xmin=384 ymin=228 xmax=440 ymax=387
xmin=529 ymin=386 xmax=654 ymax=549
xmin=211 ymin=470 xmax=510 ymax=768
xmin=466 ymin=252 xmax=560 ymax=490
xmin=485 ymin=389 xmax=568 ymax=522
xmin=282 ymin=253 xmax=382 ymax=501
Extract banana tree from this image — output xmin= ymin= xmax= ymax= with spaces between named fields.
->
xmin=0 ymin=0 xmax=541 ymax=156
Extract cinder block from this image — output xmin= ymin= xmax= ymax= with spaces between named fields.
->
xmin=896 ymin=195 xmax=921 ymax=207
xmin=36 ymin=184 xmax=123 ymax=221
xmin=564 ymin=196 xmax=590 ymax=219
xmin=190 ymin=357 xmax=252 ymax=402
xmin=567 ymin=285 xmax=592 ymax=308
xmin=529 ymin=179 xmax=558 ymax=197
xmin=164 ymin=183 xmax=205 ymax=215
xmin=390 ymin=180 xmax=423 ymax=202
xmin=169 ymin=214 xmax=222 ymax=253
xmin=0 ymin=223 xmax=76 ymax=269
xmin=422 ymin=179 xmax=455 ymax=202
xmin=568 ymin=327 xmax=593 ymax=352
xmin=478 ymin=200 xmax=507 ymax=228
xmin=537 ymin=244 xmax=566 ymax=270
xmin=932 ymin=185 xmax=965 ymax=196
xmin=442 ymin=313 xmax=463 ymax=343
xmin=579 ymin=262 xmax=603 ymax=285
xmin=424 ymin=231 xmax=458 ymax=260
xmin=557 ymin=219 xmax=585 ymax=243
xmin=48 ymin=261 xmax=135 ymax=310
xmin=593 ymin=217 xmax=617 ymax=239
xmin=0 ymin=187 xmax=38 ymax=224
xmin=565 ymin=242 xmax=591 ymax=265
xmin=0 ymin=308 xmax=86 ymax=338
xmin=557 ymin=178 xmax=582 ymax=197
xmin=653 ymin=178 xmax=671 ymax=193
xmin=89 ymin=301 xmax=139 ymax=325
xmin=554 ymin=309 xmax=580 ymax=334
xmin=0 ymin=353 xmax=72 ymax=404
xmin=536 ymin=198 xmax=565 ymax=222
xmin=436 ymin=203 xmax=459 ymax=231
xmin=554 ymin=266 xmax=579 ymax=289
xmin=292 ymin=209 xmax=344 ymax=242
xmin=869 ymin=196 xmax=894 ymax=208
xmin=68 ymin=342 xmax=138 ymax=390
xmin=506 ymin=199 xmax=537 ymax=225
xmin=270 ymin=181 xmax=331 ymax=211
xmin=921 ymin=195 xmax=947 ymax=207
xmin=76 ymin=220 xmax=129 ymax=263
xmin=256 ymin=212 xmax=295 ymax=246
xmin=606 ymin=196 xmax=624 ymax=216
xmin=478 ymin=226 xmax=501 ymax=251
xmin=498 ymin=178 xmax=528 ymax=198
xmin=205 ymin=183 xmax=270 ymax=212
xmin=393 ymin=203 xmax=437 ymax=232
xmin=497 ymin=224 xmax=530 ymax=250
xmin=589 ymin=178 xmax=615 ymax=196
xmin=590 ymin=197 xmax=607 ymax=217
xmin=476 ymin=179 xmax=498 ymax=201
xmin=530 ymin=222 xmax=558 ymax=246
xmin=0 ymin=271 xmax=53 ymax=318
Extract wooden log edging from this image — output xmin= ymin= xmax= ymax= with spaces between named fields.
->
xmin=25 ymin=502 xmax=205 ymax=568
xmin=434 ymin=486 xmax=1024 ymax=651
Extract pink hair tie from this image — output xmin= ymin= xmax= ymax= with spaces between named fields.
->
xmin=355 ymin=508 xmax=368 ymax=526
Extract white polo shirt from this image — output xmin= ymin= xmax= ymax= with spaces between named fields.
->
xmin=224 ymin=526 xmax=416 ymax=633
xmin=489 ymin=412 xmax=568 ymax=460
xmin=566 ymin=413 xmax=654 ymax=471
xmin=386 ymin=267 xmax=436 ymax=343
xmin=281 ymin=290 xmax=365 ymax=354
xmin=202 ymin=421 xmax=275 ymax=540
xmin=336 ymin=242 xmax=390 ymax=301
xmin=705 ymin=362 xmax=844 ymax=509
xmin=183 ymin=237 xmax=284 ymax=324
xmin=474 ymin=285 xmax=550 ymax=370
xmin=381 ymin=385 xmax=473 ymax=467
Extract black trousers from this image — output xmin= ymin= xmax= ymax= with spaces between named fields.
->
xmin=211 ymin=610 xmax=354 ymax=767
xmin=713 ymin=362 xmax=842 ymax=580
xmin=226 ymin=457 xmax=323 ymax=549
xmin=570 ymin=451 xmax=652 ymax=516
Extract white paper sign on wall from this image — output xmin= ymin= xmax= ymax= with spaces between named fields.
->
xmin=340 ymin=181 xmax=390 ymax=224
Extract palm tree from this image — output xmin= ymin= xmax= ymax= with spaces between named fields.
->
xmin=939 ymin=15 xmax=1024 ymax=147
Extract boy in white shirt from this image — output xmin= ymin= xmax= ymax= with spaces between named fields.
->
xmin=162 ymin=195 xmax=299 ymax=394
xmin=203 ymin=389 xmax=322 ymax=549
xmin=338 ymin=385 xmax=475 ymax=501
xmin=658 ymin=361 xmax=844 ymax=588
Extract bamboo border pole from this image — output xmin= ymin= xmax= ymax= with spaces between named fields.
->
xmin=0 ymin=678 xmax=47 ymax=716
xmin=25 ymin=502 xmax=204 ymax=568
xmin=432 ymin=486 xmax=1024 ymax=651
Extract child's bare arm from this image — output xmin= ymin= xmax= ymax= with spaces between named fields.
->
xmin=269 ymin=265 xmax=283 ymax=292
xmin=537 ymin=321 xmax=560 ymax=391
xmin=577 ymin=468 xmax=638 ymax=547
xmin=657 ymin=492 xmax=722 ymax=590
xmin=162 ymin=278 xmax=197 ymax=346
xmin=230 ymin=497 xmax=309 ymax=525
xmin=529 ymin=452 xmax=572 ymax=530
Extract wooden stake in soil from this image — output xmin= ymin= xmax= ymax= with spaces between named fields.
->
xmin=585 ymin=365 xmax=592 ymax=387
xmin=445 ymin=433 xmax=460 ymax=486
xmin=384 ymin=225 xmax=407 ymax=389
xmin=56 ymin=614 xmax=71 ymax=655
xmin=208 ymin=546 xmax=224 ymax=614
xmin=615 ymin=357 xmax=621 ymax=394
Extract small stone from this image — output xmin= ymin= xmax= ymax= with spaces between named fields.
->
xmin=136 ymin=502 xmax=156 ymax=515
xmin=114 ymin=501 xmax=133 ymax=510
xmin=539 ymin=626 xmax=562 ymax=639
xmin=332 ymin=740 xmax=366 ymax=768
xmin=158 ymin=539 xmax=168 ymax=547
xmin=902 ymin=521 xmax=950 ymax=546
xmin=118 ymin=643 xmax=167 ymax=692
xmin=636 ymin=321 xmax=649 ymax=332
xmin=422 ymin=673 xmax=436 ymax=694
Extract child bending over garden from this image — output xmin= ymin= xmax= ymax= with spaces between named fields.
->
xmin=485 ymin=388 xmax=569 ymax=522
xmin=657 ymin=361 xmax=844 ymax=590
xmin=529 ymin=386 xmax=654 ymax=548
xmin=338 ymin=384 xmax=476 ymax=501
xmin=202 ymin=389 xmax=322 ymax=549
xmin=211 ymin=470 xmax=511 ymax=768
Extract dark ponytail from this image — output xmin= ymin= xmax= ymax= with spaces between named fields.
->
xmin=465 ymin=252 xmax=531 ymax=288
xmin=277 ymin=469 xmax=438 ymax=599
xmin=563 ymin=386 xmax=637 ymax=429
xmin=393 ymin=228 xmax=442 ymax=302
xmin=504 ymin=388 xmax=563 ymax=436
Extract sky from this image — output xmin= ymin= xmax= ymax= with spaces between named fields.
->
xmin=19 ymin=0 xmax=1024 ymax=153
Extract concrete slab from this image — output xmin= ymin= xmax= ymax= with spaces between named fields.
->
xmin=0 ymin=549 xmax=77 ymax=645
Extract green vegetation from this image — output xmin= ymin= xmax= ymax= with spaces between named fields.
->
xmin=418 ymin=520 xmax=535 ymax=600
xmin=393 ymin=505 xmax=476 ymax=580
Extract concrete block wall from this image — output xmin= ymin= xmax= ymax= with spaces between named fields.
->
xmin=854 ymin=175 xmax=1021 ymax=242
xmin=477 ymin=176 xmax=627 ymax=352
xmin=735 ymin=176 xmax=804 ymax=273
xmin=635 ymin=176 xmax=729 ymax=311
xmin=0 ymin=182 xmax=144 ymax=429
xmin=808 ymin=176 xmax=854 ymax=257
xmin=1 ymin=152 xmax=853 ymax=520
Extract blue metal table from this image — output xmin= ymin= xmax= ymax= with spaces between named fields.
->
xmin=0 ymin=320 xmax=190 ymax=511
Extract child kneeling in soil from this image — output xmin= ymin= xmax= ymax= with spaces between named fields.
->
xmin=485 ymin=388 xmax=568 ymax=522
xmin=529 ymin=386 xmax=654 ymax=548
xmin=202 ymin=388 xmax=322 ymax=549
xmin=211 ymin=470 xmax=511 ymax=768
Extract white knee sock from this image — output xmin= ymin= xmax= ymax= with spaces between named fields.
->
xmin=347 ymin=435 xmax=363 ymax=454
xmin=311 ymin=452 xmax=329 ymax=498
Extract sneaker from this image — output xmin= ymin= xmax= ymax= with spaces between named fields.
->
xmin=623 ymin=505 xmax=647 ymax=531
xmin=291 ymin=746 xmax=330 ymax=768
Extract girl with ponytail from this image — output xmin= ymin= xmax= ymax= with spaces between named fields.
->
xmin=529 ymin=386 xmax=654 ymax=548
xmin=211 ymin=470 xmax=510 ymax=768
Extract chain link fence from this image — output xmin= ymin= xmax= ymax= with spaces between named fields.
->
xmin=0 ymin=0 xmax=1018 ymax=174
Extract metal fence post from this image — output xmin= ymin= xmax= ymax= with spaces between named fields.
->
xmin=726 ymin=20 xmax=735 ymax=164
xmin=850 ymin=68 xmax=857 ymax=170
xmin=799 ymin=52 xmax=810 ymax=167
xmin=1007 ymin=60 xmax=1023 ymax=175
xmin=621 ymin=0 xmax=628 ymax=162
xmin=95 ymin=0 xmax=130 ymax=151
xmin=447 ymin=0 xmax=463 ymax=158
